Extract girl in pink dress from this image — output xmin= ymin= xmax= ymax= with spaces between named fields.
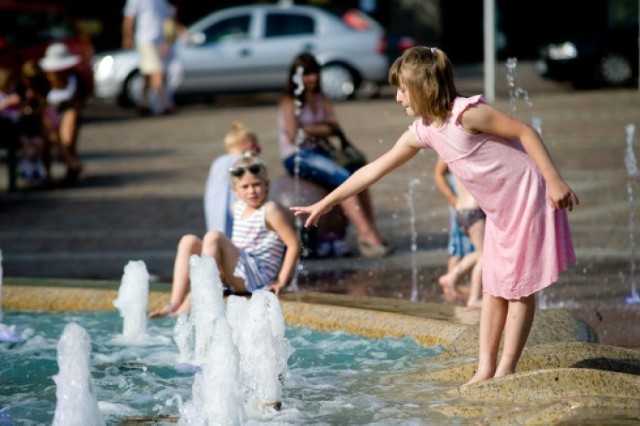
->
xmin=291 ymin=46 xmax=579 ymax=385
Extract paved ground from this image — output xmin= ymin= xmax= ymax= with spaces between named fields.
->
xmin=1 ymin=61 xmax=639 ymax=348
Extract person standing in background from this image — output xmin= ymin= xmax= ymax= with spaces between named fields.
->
xmin=122 ymin=0 xmax=173 ymax=115
xmin=204 ymin=121 xmax=262 ymax=236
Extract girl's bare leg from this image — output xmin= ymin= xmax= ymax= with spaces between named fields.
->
xmin=494 ymin=294 xmax=536 ymax=378
xmin=149 ymin=234 xmax=202 ymax=318
xmin=339 ymin=196 xmax=383 ymax=246
xmin=201 ymin=230 xmax=245 ymax=293
xmin=466 ymin=293 xmax=507 ymax=384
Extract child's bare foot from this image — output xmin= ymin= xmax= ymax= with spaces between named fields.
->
xmin=466 ymin=298 xmax=482 ymax=309
xmin=438 ymin=272 xmax=459 ymax=297
xmin=464 ymin=370 xmax=494 ymax=386
xmin=149 ymin=302 xmax=174 ymax=319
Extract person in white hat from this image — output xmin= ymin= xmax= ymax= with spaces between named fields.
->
xmin=39 ymin=42 xmax=84 ymax=184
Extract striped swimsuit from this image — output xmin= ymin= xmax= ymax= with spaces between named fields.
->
xmin=231 ymin=201 xmax=286 ymax=292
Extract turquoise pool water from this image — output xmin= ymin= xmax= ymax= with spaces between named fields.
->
xmin=0 ymin=311 xmax=446 ymax=424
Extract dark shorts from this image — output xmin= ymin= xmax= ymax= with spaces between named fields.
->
xmin=455 ymin=208 xmax=486 ymax=235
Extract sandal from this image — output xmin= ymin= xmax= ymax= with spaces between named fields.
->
xmin=357 ymin=240 xmax=392 ymax=258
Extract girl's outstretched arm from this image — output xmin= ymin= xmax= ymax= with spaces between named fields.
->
xmin=291 ymin=129 xmax=422 ymax=227
xmin=265 ymin=201 xmax=302 ymax=295
xmin=461 ymin=103 xmax=579 ymax=211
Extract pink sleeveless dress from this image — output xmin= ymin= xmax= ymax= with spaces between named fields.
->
xmin=410 ymin=95 xmax=575 ymax=299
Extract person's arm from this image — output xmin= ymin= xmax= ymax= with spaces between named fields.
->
xmin=265 ymin=201 xmax=302 ymax=295
xmin=433 ymin=157 xmax=457 ymax=207
xmin=291 ymin=129 xmax=422 ymax=227
xmin=461 ymin=103 xmax=579 ymax=211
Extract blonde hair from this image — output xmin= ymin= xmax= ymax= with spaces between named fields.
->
xmin=224 ymin=120 xmax=258 ymax=150
xmin=388 ymin=46 xmax=459 ymax=122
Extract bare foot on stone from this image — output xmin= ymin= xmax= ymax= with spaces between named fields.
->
xmin=438 ymin=272 xmax=459 ymax=298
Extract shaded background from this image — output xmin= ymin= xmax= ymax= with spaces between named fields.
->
xmin=36 ymin=0 xmax=639 ymax=64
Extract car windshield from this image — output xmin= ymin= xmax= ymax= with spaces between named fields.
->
xmin=0 ymin=9 xmax=77 ymax=48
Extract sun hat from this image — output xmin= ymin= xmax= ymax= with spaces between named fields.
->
xmin=39 ymin=43 xmax=81 ymax=72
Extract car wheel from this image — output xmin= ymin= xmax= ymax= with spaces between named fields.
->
xmin=118 ymin=71 xmax=145 ymax=107
xmin=597 ymin=52 xmax=633 ymax=86
xmin=321 ymin=64 xmax=356 ymax=102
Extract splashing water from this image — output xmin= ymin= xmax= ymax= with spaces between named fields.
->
xmin=52 ymin=322 xmax=105 ymax=426
xmin=624 ymin=124 xmax=640 ymax=304
xmin=406 ymin=179 xmax=420 ymax=301
xmin=112 ymin=260 xmax=150 ymax=343
xmin=506 ymin=58 xmax=532 ymax=115
xmin=0 ymin=249 xmax=18 ymax=342
xmin=178 ymin=256 xmax=290 ymax=423
xmin=227 ymin=290 xmax=290 ymax=415
xmin=288 ymin=64 xmax=306 ymax=288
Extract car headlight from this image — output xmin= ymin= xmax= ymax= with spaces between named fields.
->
xmin=548 ymin=42 xmax=577 ymax=60
xmin=94 ymin=55 xmax=115 ymax=79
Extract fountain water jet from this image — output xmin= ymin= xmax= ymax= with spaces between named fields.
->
xmin=624 ymin=123 xmax=640 ymax=304
xmin=178 ymin=255 xmax=290 ymax=422
xmin=505 ymin=57 xmax=532 ymax=115
xmin=0 ymin=249 xmax=18 ymax=342
xmin=406 ymin=178 xmax=421 ymax=301
xmin=112 ymin=260 xmax=151 ymax=343
xmin=52 ymin=322 xmax=105 ymax=426
xmin=288 ymin=64 xmax=307 ymax=288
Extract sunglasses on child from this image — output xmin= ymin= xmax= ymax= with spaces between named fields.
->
xmin=229 ymin=163 xmax=264 ymax=178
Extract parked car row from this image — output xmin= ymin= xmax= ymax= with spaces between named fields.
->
xmin=536 ymin=23 xmax=639 ymax=89
xmin=93 ymin=4 xmax=393 ymax=105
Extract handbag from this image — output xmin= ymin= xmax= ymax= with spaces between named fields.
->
xmin=317 ymin=123 xmax=368 ymax=172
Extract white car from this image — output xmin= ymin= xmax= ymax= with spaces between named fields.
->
xmin=92 ymin=4 xmax=390 ymax=105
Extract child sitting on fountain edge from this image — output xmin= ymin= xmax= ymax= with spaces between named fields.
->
xmin=150 ymin=154 xmax=301 ymax=318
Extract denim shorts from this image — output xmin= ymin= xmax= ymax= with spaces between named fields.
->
xmin=447 ymin=207 xmax=475 ymax=257
xmin=283 ymin=146 xmax=351 ymax=189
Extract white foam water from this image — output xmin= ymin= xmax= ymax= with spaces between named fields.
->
xmin=113 ymin=260 xmax=150 ymax=343
xmin=52 ymin=322 xmax=105 ymax=426
xmin=177 ymin=256 xmax=291 ymax=422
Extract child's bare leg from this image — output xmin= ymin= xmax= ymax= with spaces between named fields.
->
xmin=466 ymin=294 xmax=507 ymax=385
xmin=466 ymin=260 xmax=483 ymax=308
xmin=149 ymin=234 xmax=202 ymax=318
xmin=494 ymin=294 xmax=536 ymax=378
xmin=201 ymin=230 xmax=245 ymax=293
xmin=465 ymin=219 xmax=485 ymax=308
xmin=439 ymin=252 xmax=479 ymax=296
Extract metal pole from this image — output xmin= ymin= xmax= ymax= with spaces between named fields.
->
xmin=484 ymin=0 xmax=496 ymax=102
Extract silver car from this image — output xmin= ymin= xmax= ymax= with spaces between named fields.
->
xmin=92 ymin=3 xmax=390 ymax=105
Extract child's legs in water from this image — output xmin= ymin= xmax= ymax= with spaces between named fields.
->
xmin=466 ymin=293 xmax=536 ymax=384
xmin=149 ymin=234 xmax=202 ymax=317
xmin=201 ymin=229 xmax=245 ymax=293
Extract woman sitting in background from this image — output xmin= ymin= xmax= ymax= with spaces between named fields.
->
xmin=277 ymin=52 xmax=389 ymax=258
